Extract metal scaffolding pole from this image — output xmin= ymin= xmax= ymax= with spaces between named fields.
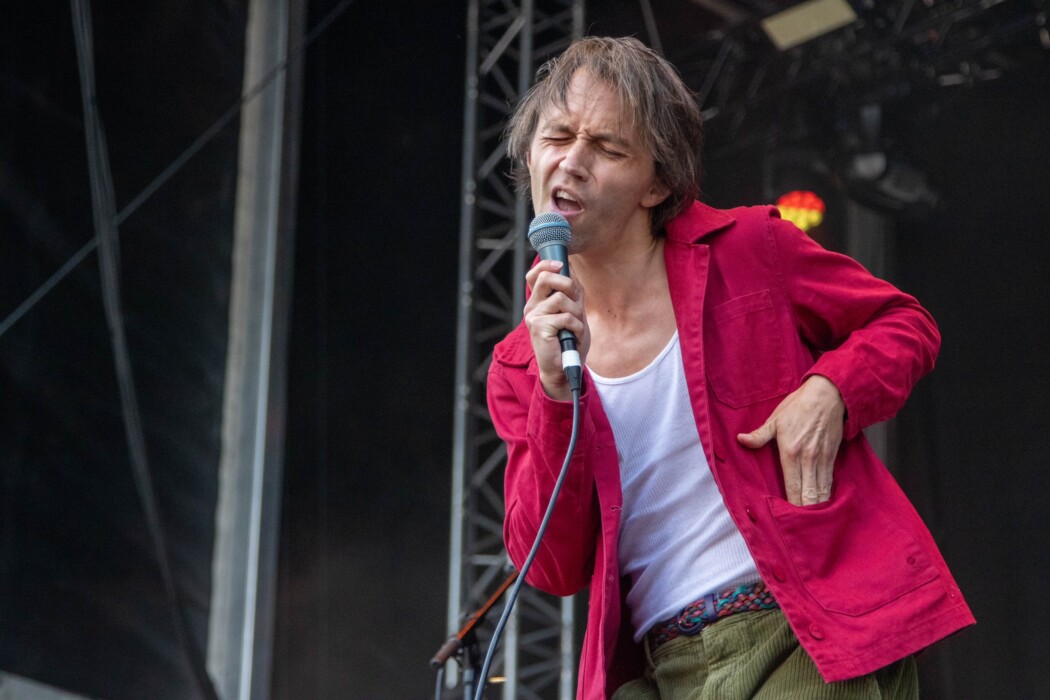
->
xmin=208 ymin=0 xmax=304 ymax=698
xmin=446 ymin=1 xmax=583 ymax=698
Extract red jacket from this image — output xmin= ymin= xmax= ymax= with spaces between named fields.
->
xmin=488 ymin=202 xmax=974 ymax=699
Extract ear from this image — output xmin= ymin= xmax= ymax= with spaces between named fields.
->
xmin=642 ymin=181 xmax=671 ymax=209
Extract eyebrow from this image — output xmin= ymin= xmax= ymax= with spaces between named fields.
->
xmin=540 ymin=121 xmax=633 ymax=150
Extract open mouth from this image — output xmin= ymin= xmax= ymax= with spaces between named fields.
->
xmin=553 ymin=189 xmax=582 ymax=213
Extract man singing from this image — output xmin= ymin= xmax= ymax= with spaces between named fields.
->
xmin=486 ymin=36 xmax=973 ymax=699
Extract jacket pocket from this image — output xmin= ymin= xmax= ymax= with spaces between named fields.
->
xmin=706 ymin=290 xmax=794 ymax=407
xmin=766 ymin=490 xmax=938 ymax=616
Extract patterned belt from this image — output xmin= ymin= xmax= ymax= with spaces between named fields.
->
xmin=646 ymin=581 xmax=778 ymax=651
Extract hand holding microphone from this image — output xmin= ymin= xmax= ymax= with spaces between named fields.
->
xmin=525 ymin=212 xmax=586 ymax=396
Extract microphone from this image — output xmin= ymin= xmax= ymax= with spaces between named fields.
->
xmin=527 ymin=212 xmax=582 ymax=392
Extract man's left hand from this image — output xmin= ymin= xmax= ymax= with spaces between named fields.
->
xmin=736 ymin=375 xmax=846 ymax=506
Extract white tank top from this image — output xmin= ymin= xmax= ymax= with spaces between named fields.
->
xmin=589 ymin=332 xmax=760 ymax=640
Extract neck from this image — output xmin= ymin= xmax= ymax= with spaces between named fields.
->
xmin=571 ymin=234 xmax=666 ymax=325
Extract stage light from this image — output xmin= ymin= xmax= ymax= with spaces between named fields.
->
xmin=761 ymin=0 xmax=857 ymax=51
xmin=777 ymin=190 xmax=826 ymax=231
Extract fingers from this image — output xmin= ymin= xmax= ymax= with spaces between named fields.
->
xmin=779 ymin=420 xmax=837 ymax=505
xmin=736 ymin=421 xmax=775 ymax=449
xmin=523 ymin=259 xmax=588 ymax=400
xmin=782 ymin=446 xmax=835 ymax=506
xmin=739 ymin=419 xmax=836 ymax=506
xmin=782 ymin=458 xmax=803 ymax=506
xmin=814 ymin=462 xmax=833 ymax=503
xmin=525 ymin=260 xmax=572 ymax=300
xmin=523 ymin=265 xmax=586 ymax=342
xmin=739 ymin=421 xmax=832 ymax=506
xmin=525 ymin=262 xmax=581 ymax=322
xmin=742 ymin=377 xmax=844 ymax=506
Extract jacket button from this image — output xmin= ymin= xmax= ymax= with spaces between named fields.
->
xmin=772 ymin=566 xmax=786 ymax=582
xmin=745 ymin=507 xmax=758 ymax=523
xmin=809 ymin=624 xmax=825 ymax=640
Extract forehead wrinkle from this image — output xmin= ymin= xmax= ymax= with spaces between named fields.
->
xmin=538 ymin=108 xmax=636 ymax=151
xmin=532 ymin=67 xmax=648 ymax=152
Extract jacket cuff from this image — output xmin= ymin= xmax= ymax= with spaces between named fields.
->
xmin=526 ymin=372 xmax=593 ymax=469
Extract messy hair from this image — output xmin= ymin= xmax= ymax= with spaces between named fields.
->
xmin=505 ymin=36 xmax=703 ymax=234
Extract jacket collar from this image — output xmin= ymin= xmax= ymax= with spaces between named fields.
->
xmin=665 ymin=200 xmax=735 ymax=244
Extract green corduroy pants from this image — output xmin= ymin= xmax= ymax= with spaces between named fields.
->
xmin=612 ymin=608 xmax=918 ymax=700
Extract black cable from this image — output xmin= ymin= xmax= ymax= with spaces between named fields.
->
xmin=473 ymin=386 xmax=582 ymax=700
xmin=0 ymin=0 xmax=357 ymax=341
xmin=70 ymin=1 xmax=218 ymax=697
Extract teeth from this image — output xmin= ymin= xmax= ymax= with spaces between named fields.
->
xmin=555 ymin=189 xmax=577 ymax=202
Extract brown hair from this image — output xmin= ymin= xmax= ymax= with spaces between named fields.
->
xmin=505 ymin=36 xmax=703 ymax=234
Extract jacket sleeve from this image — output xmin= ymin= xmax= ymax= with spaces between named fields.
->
xmin=771 ymin=212 xmax=941 ymax=440
xmin=487 ymin=349 xmax=601 ymax=597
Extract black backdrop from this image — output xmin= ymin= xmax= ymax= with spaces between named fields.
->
xmin=1 ymin=2 xmax=244 ymax=697
xmin=1 ymin=1 xmax=1048 ymax=698
xmin=272 ymin=1 xmax=463 ymax=696
xmin=889 ymin=58 xmax=1050 ymax=697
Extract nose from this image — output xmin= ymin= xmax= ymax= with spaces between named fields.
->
xmin=559 ymin=141 xmax=588 ymax=179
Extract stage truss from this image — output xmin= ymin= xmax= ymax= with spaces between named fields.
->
xmin=446 ymin=1 xmax=584 ymax=698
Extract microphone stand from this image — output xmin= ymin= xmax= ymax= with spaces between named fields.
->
xmin=430 ymin=570 xmax=518 ymax=700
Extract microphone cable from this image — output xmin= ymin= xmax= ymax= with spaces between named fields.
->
xmin=433 ymin=664 xmax=444 ymax=700
xmin=472 ymin=384 xmax=582 ymax=700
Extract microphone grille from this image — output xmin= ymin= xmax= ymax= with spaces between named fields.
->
xmin=527 ymin=212 xmax=571 ymax=250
